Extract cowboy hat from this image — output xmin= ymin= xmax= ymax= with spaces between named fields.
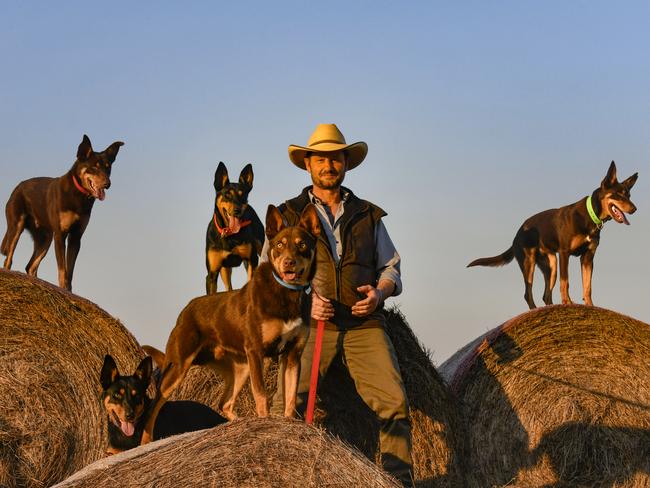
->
xmin=288 ymin=124 xmax=368 ymax=170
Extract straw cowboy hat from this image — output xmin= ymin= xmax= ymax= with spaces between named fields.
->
xmin=288 ymin=124 xmax=368 ymax=171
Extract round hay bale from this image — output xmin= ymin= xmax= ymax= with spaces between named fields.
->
xmin=439 ymin=304 xmax=650 ymax=488
xmin=53 ymin=417 xmax=401 ymax=487
xmin=166 ymin=307 xmax=462 ymax=487
xmin=0 ymin=270 xmax=144 ymax=488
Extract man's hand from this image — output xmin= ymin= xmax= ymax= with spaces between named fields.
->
xmin=311 ymin=292 xmax=335 ymax=321
xmin=351 ymin=285 xmax=383 ymax=317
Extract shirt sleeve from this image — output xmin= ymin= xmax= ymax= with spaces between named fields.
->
xmin=375 ymin=219 xmax=402 ymax=296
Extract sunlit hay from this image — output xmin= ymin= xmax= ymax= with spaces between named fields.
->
xmin=0 ymin=270 xmax=144 ymax=488
xmin=164 ymin=307 xmax=462 ymax=487
xmin=439 ymin=304 xmax=650 ymax=488
xmin=53 ymin=417 xmax=401 ymax=488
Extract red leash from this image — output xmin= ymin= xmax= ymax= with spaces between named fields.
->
xmin=305 ymin=319 xmax=325 ymax=424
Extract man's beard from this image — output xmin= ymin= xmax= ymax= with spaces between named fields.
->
xmin=311 ymin=170 xmax=345 ymax=189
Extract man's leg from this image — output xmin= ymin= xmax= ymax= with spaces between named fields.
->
xmin=270 ymin=324 xmax=341 ymax=416
xmin=343 ymin=326 xmax=413 ymax=486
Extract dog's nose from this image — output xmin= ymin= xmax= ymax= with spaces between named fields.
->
xmin=283 ymin=257 xmax=296 ymax=267
xmin=105 ymin=179 xmax=111 ymax=190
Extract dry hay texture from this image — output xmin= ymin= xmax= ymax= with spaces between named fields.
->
xmin=53 ymin=417 xmax=401 ymax=488
xmin=168 ymin=307 xmax=462 ymax=487
xmin=440 ymin=304 xmax=650 ymax=488
xmin=0 ymin=270 xmax=145 ymax=487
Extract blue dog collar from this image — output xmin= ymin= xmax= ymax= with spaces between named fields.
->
xmin=272 ymin=271 xmax=311 ymax=293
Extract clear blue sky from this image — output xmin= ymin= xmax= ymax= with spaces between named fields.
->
xmin=1 ymin=1 xmax=648 ymax=364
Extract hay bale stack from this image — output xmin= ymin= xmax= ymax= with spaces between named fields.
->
xmin=53 ymin=417 xmax=401 ymax=487
xmin=0 ymin=270 xmax=144 ymax=488
xmin=440 ymin=304 xmax=650 ymax=488
xmin=166 ymin=307 xmax=462 ymax=487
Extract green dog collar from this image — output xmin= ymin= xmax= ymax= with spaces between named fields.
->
xmin=586 ymin=196 xmax=603 ymax=227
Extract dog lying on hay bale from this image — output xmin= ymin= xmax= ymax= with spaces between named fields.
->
xmin=0 ymin=269 xmax=145 ymax=488
xmin=440 ymin=304 xmax=650 ymax=488
xmin=52 ymin=417 xmax=401 ymax=488
xmin=151 ymin=307 xmax=462 ymax=487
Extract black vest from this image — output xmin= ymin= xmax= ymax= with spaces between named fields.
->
xmin=280 ymin=187 xmax=387 ymax=329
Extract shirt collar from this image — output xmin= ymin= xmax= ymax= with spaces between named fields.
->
xmin=308 ymin=189 xmax=350 ymax=205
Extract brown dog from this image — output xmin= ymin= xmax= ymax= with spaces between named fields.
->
xmin=1 ymin=135 xmax=123 ymax=291
xmin=468 ymin=161 xmax=638 ymax=309
xmin=141 ymin=204 xmax=320 ymax=444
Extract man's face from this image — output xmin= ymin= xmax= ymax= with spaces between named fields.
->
xmin=304 ymin=151 xmax=347 ymax=190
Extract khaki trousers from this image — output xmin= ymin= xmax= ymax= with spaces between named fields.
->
xmin=272 ymin=323 xmax=413 ymax=486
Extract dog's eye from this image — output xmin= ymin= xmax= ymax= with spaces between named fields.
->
xmin=275 ymin=242 xmax=283 ymax=249
xmin=298 ymin=242 xmax=307 ymax=251
xmin=112 ymin=392 xmax=121 ymax=400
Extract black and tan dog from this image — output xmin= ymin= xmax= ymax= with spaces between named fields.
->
xmin=468 ymin=161 xmax=638 ymax=309
xmin=141 ymin=204 xmax=320 ymax=444
xmin=100 ymin=354 xmax=226 ymax=454
xmin=206 ymin=162 xmax=265 ymax=294
xmin=1 ymin=135 xmax=123 ymax=291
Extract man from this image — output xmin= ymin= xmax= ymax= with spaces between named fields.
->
xmin=269 ymin=123 xmax=413 ymax=486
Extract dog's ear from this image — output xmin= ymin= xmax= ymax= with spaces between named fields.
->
xmin=104 ymin=141 xmax=124 ymax=163
xmin=622 ymin=172 xmax=638 ymax=191
xmin=214 ymin=162 xmax=229 ymax=191
xmin=299 ymin=204 xmax=321 ymax=238
xmin=77 ymin=134 xmax=94 ymax=161
xmin=239 ymin=163 xmax=254 ymax=189
xmin=265 ymin=204 xmax=286 ymax=240
xmin=601 ymin=161 xmax=618 ymax=189
xmin=134 ymin=356 xmax=153 ymax=385
xmin=100 ymin=354 xmax=119 ymax=390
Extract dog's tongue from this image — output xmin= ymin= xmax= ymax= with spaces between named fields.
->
xmin=611 ymin=204 xmax=630 ymax=225
xmin=96 ymin=188 xmax=106 ymax=201
xmin=120 ymin=420 xmax=135 ymax=437
xmin=228 ymin=216 xmax=241 ymax=234
xmin=282 ymin=271 xmax=297 ymax=281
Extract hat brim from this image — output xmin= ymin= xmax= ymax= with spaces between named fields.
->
xmin=288 ymin=141 xmax=368 ymax=171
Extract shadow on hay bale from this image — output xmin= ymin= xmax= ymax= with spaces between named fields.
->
xmin=163 ymin=307 xmax=462 ymax=487
xmin=0 ymin=270 xmax=145 ymax=488
xmin=440 ymin=304 xmax=650 ymax=488
xmin=53 ymin=418 xmax=401 ymax=488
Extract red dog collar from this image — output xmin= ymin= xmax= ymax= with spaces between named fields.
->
xmin=72 ymin=174 xmax=92 ymax=197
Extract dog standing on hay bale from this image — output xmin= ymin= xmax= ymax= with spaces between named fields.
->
xmin=468 ymin=161 xmax=638 ymax=309
xmin=205 ymin=162 xmax=265 ymax=294
xmin=141 ymin=204 xmax=320 ymax=445
xmin=1 ymin=135 xmax=123 ymax=291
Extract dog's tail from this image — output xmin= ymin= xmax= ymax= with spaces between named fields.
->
xmin=142 ymin=345 xmax=166 ymax=370
xmin=467 ymin=247 xmax=514 ymax=268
